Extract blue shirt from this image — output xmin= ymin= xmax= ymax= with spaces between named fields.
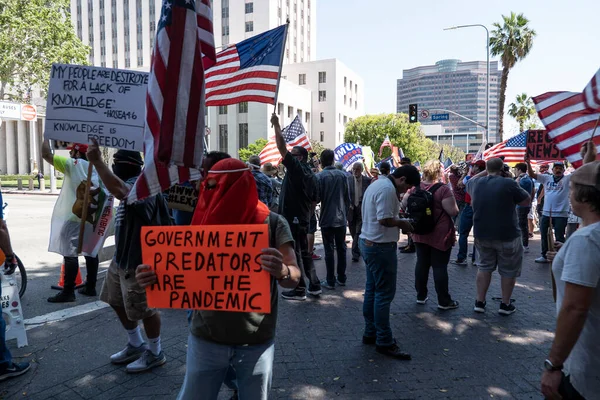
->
xmin=251 ymin=169 xmax=274 ymax=207
xmin=517 ymin=175 xmax=533 ymax=209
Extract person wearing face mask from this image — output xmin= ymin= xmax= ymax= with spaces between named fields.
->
xmin=86 ymin=139 xmax=172 ymax=373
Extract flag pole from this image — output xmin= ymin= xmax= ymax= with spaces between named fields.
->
xmin=591 ymin=114 xmax=600 ymax=139
xmin=272 ymin=20 xmax=290 ymax=116
xmin=77 ymin=162 xmax=94 ymax=255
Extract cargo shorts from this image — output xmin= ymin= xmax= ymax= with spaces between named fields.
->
xmin=100 ymin=259 xmax=156 ymax=321
xmin=475 ymin=237 xmax=523 ymax=278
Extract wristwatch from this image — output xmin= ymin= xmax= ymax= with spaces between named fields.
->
xmin=544 ymin=359 xmax=563 ymax=372
xmin=277 ymin=265 xmax=291 ymax=282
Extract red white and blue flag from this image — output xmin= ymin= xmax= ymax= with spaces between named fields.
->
xmin=482 ymin=131 xmax=562 ymax=167
xmin=205 ymin=25 xmax=288 ymax=106
xmin=128 ymin=0 xmax=216 ymax=203
xmin=379 ymin=136 xmax=392 ymax=157
xmin=533 ymin=67 xmax=600 ymax=169
xmin=259 ymin=115 xmax=312 ymax=166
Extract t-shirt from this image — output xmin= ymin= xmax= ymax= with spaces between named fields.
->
xmin=190 ymin=213 xmax=294 ymax=345
xmin=552 ymin=222 xmax=600 ymax=398
xmin=278 ymin=153 xmax=317 ymax=226
xmin=467 ymin=175 xmax=529 ymax=241
xmin=516 ymin=175 xmax=534 ymax=209
xmin=448 ymin=173 xmax=466 ymax=204
xmin=412 ymin=183 xmax=456 ymax=251
xmin=360 ymin=177 xmax=400 ymax=243
xmin=316 ymin=166 xmax=350 ymax=228
xmin=537 ymin=174 xmax=571 ymax=217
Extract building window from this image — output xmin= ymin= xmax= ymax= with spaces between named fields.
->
xmin=320 ymin=131 xmax=324 ymax=142
xmin=245 ymin=2 xmax=253 ymax=13
xmin=245 ymin=21 xmax=254 ymax=32
xmin=320 ymin=112 xmax=324 ymax=123
xmin=355 ymin=83 xmax=358 ymax=93
xmin=344 ymin=77 xmax=347 ymax=87
xmin=344 ymin=95 xmax=346 ymax=105
xmin=339 ymin=113 xmax=341 ymax=122
xmin=239 ymin=123 xmax=249 ymax=149
xmin=125 ymin=58 xmax=130 ymax=68
xmin=238 ymin=102 xmax=248 ymax=113
xmin=222 ymin=25 xmax=230 ymax=36
xmin=318 ymin=90 xmax=326 ymax=102
xmin=218 ymin=105 xmax=228 ymax=115
xmin=287 ymin=106 xmax=293 ymax=118
xmin=350 ymin=80 xmax=353 ymax=90
xmin=297 ymin=109 xmax=303 ymax=120
xmin=277 ymin=103 xmax=283 ymax=115
xmin=355 ymin=100 xmax=358 ymax=110
xmin=305 ymin=112 xmax=310 ymax=124
xmin=298 ymin=74 xmax=306 ymax=85
xmin=343 ymin=116 xmax=348 ymax=125
xmin=219 ymin=125 xmax=228 ymax=153
xmin=318 ymin=71 xmax=326 ymax=83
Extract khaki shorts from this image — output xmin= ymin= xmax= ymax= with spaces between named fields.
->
xmin=100 ymin=259 xmax=156 ymax=321
xmin=475 ymin=237 xmax=523 ymax=278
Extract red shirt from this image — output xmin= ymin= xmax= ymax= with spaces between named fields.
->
xmin=412 ymin=183 xmax=456 ymax=251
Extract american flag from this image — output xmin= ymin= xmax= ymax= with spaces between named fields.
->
xmin=205 ymin=25 xmax=287 ymax=106
xmin=379 ymin=136 xmax=392 ymax=157
xmin=533 ymin=68 xmax=600 ymax=169
xmin=128 ymin=0 xmax=216 ymax=203
xmin=259 ymin=115 xmax=312 ymax=166
xmin=482 ymin=131 xmax=562 ymax=167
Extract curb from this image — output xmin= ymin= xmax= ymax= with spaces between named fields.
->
xmin=2 ymin=190 xmax=60 ymax=196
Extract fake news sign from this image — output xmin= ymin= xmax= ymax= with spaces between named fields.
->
xmin=44 ymin=63 xmax=148 ymax=151
xmin=141 ymin=225 xmax=271 ymax=313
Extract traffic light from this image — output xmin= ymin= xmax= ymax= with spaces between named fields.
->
xmin=409 ymin=104 xmax=418 ymax=123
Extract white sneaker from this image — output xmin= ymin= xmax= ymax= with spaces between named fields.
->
xmin=110 ymin=343 xmax=147 ymax=365
xmin=535 ymin=256 xmax=549 ymax=264
xmin=125 ymin=350 xmax=166 ymax=373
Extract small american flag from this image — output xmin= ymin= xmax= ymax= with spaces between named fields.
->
xmin=205 ymin=25 xmax=288 ymax=106
xmin=379 ymin=136 xmax=392 ymax=157
xmin=533 ymin=68 xmax=600 ymax=168
xmin=482 ymin=131 xmax=562 ymax=167
xmin=259 ymin=115 xmax=312 ymax=166
xmin=128 ymin=0 xmax=216 ymax=203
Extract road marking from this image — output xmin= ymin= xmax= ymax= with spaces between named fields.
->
xmin=24 ymin=301 xmax=109 ymax=330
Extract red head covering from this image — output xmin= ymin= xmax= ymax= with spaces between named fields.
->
xmin=191 ymin=158 xmax=271 ymax=225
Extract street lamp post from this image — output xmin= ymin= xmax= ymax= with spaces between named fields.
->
xmin=444 ymin=24 xmax=490 ymax=144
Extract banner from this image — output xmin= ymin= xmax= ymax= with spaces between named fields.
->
xmin=167 ymin=184 xmax=199 ymax=212
xmin=362 ymin=146 xmax=375 ymax=171
xmin=334 ymin=143 xmax=363 ymax=170
xmin=525 ymin=129 xmax=562 ymax=161
xmin=44 ymin=64 xmax=148 ymax=151
xmin=141 ymin=225 xmax=271 ymax=313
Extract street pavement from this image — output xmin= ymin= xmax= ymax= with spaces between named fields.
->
xmin=1 ymin=194 xmax=555 ymax=399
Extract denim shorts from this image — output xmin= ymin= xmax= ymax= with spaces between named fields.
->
xmin=475 ymin=237 xmax=523 ymax=278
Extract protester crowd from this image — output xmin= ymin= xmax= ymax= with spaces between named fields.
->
xmin=0 ymin=117 xmax=598 ymax=400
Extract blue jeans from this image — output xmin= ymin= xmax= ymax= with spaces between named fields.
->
xmin=457 ymin=205 xmax=474 ymax=261
xmin=177 ymin=334 xmax=275 ymax=400
xmin=360 ymin=239 xmax=397 ymax=347
xmin=0 ymin=280 xmax=12 ymax=370
xmin=322 ymin=226 xmax=347 ymax=285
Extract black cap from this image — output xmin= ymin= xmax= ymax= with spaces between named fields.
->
xmin=400 ymin=157 xmax=411 ymax=165
xmin=114 ymin=150 xmax=143 ymax=166
xmin=391 ymin=165 xmax=421 ymax=186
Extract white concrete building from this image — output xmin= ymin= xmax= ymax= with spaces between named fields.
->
xmin=421 ymin=124 xmax=482 ymax=154
xmin=282 ymin=59 xmax=364 ymax=149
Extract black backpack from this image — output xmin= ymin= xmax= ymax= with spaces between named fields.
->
xmin=406 ymin=183 xmax=444 ymax=235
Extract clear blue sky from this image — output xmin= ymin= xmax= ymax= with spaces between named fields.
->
xmin=316 ymin=0 xmax=600 ymax=137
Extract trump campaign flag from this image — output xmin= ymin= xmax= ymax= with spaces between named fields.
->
xmin=259 ymin=116 xmax=312 ymax=166
xmin=128 ymin=0 xmax=216 ymax=203
xmin=205 ymin=24 xmax=288 ymax=106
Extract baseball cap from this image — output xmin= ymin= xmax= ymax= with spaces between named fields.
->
xmin=67 ymin=143 xmax=88 ymax=153
xmin=114 ymin=150 xmax=144 ymax=166
xmin=400 ymin=157 xmax=411 ymax=165
xmin=553 ymin=162 xmax=565 ymax=168
xmin=570 ymin=161 xmax=600 ymax=190
xmin=473 ymin=160 xmax=486 ymax=170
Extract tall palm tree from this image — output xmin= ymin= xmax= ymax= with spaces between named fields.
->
xmin=508 ymin=93 xmax=536 ymax=132
xmin=490 ymin=12 xmax=536 ymax=141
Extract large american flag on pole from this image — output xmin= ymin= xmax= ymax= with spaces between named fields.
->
xmin=259 ymin=115 xmax=312 ymax=166
xmin=482 ymin=131 xmax=562 ymax=167
xmin=205 ymin=24 xmax=288 ymax=106
xmin=128 ymin=0 xmax=216 ymax=203
xmin=533 ymin=67 xmax=600 ymax=169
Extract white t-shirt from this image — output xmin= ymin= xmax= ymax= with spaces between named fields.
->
xmin=359 ymin=178 xmax=400 ymax=243
xmin=552 ymin=221 xmax=600 ymax=398
xmin=537 ymin=174 xmax=571 ymax=217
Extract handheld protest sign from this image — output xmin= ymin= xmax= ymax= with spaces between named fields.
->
xmin=525 ymin=130 xmax=562 ymax=161
xmin=167 ymin=184 xmax=199 ymax=213
xmin=141 ymin=225 xmax=271 ymax=313
xmin=44 ymin=63 xmax=148 ymax=151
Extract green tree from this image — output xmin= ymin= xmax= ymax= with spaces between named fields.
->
xmin=490 ymin=12 xmax=536 ymax=141
xmin=238 ymin=138 xmax=268 ymax=162
xmin=508 ymin=93 xmax=536 ymax=132
xmin=0 ymin=0 xmax=90 ymax=100
xmin=309 ymin=139 xmax=326 ymax=157
xmin=423 ymin=142 xmax=466 ymax=165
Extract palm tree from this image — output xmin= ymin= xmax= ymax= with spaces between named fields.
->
xmin=490 ymin=12 xmax=536 ymax=141
xmin=508 ymin=93 xmax=536 ymax=132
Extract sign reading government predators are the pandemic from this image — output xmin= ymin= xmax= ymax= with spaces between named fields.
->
xmin=44 ymin=63 xmax=148 ymax=151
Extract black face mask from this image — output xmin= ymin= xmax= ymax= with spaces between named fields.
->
xmin=112 ymin=163 xmax=141 ymax=182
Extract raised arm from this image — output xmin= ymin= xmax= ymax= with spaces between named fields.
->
xmin=42 ymin=139 xmax=55 ymax=166
xmin=581 ymin=140 xmax=597 ymax=165
xmin=524 ymin=154 xmax=538 ymax=180
xmin=271 ymin=114 xmax=288 ymax=158
xmin=86 ymin=139 xmax=130 ymax=200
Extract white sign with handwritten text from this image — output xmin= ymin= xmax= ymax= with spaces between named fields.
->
xmin=44 ymin=64 xmax=148 ymax=151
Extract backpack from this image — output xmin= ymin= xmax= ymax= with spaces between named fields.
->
xmin=406 ymin=183 xmax=444 ymax=235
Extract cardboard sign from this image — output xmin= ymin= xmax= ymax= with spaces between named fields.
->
xmin=141 ymin=225 xmax=271 ymax=313
xmin=44 ymin=64 xmax=148 ymax=151
xmin=526 ymin=130 xmax=562 ymax=161
xmin=167 ymin=184 xmax=199 ymax=212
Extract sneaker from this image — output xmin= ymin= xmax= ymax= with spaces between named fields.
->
xmin=307 ymin=285 xmax=322 ymax=296
xmin=125 ymin=350 xmax=167 ymax=373
xmin=452 ymin=259 xmax=467 ymax=266
xmin=47 ymin=291 xmax=76 ymax=303
xmin=78 ymin=286 xmax=97 ymax=296
xmin=0 ymin=362 xmax=31 ymax=382
xmin=438 ymin=300 xmax=460 ymax=310
xmin=535 ymin=256 xmax=550 ymax=264
xmin=474 ymin=300 xmax=486 ymax=313
xmin=336 ymin=278 xmax=346 ymax=287
xmin=311 ymin=253 xmax=322 ymax=260
xmin=281 ymin=290 xmax=307 ymax=301
xmin=321 ymin=280 xmax=335 ymax=290
xmin=110 ymin=343 xmax=148 ymax=365
xmin=399 ymin=246 xmax=415 ymax=254
xmin=416 ymin=297 xmax=429 ymax=305
xmin=362 ymin=336 xmax=376 ymax=345
xmin=523 ymin=246 xmax=529 ymax=253
xmin=499 ymin=302 xmax=517 ymax=316
xmin=375 ymin=341 xmax=411 ymax=360
xmin=351 ymin=256 xmax=359 ymax=262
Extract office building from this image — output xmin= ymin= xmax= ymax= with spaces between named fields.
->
xmin=421 ymin=125 xmax=482 ymax=154
xmin=397 ymin=59 xmax=501 ymax=146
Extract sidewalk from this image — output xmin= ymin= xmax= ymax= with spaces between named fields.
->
xmin=3 ymin=235 xmax=555 ymax=399
xmin=1 ymin=189 xmax=60 ymax=196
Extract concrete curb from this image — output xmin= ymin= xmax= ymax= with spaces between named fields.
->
xmin=2 ymin=190 xmax=60 ymax=196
